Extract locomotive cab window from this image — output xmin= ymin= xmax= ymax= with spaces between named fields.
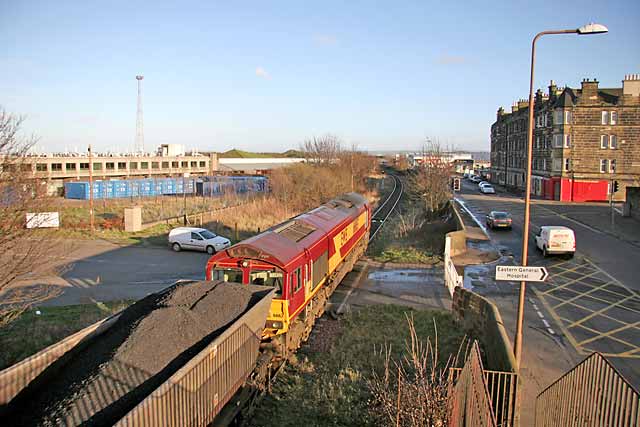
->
xmin=293 ymin=267 xmax=302 ymax=293
xmin=211 ymin=268 xmax=243 ymax=283
xmin=250 ymin=269 xmax=284 ymax=296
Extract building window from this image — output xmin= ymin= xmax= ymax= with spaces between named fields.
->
xmin=610 ymin=159 xmax=616 ymax=173
xmin=152 ymin=161 xmax=159 ymax=169
xmin=162 ymin=161 xmax=169 ymax=169
xmin=106 ymin=162 xmax=115 ymax=170
xmin=190 ymin=161 xmax=197 ymax=168
xmin=552 ymin=158 xmax=562 ymax=172
xmin=172 ymin=161 xmax=179 ymax=168
xmin=130 ymin=162 xmax=138 ymax=170
xmin=564 ymin=158 xmax=571 ymax=171
xmin=602 ymin=111 xmax=609 ymax=125
xmin=609 ymin=135 xmax=617 ymax=149
xmin=565 ymin=111 xmax=572 ymax=124
xmin=610 ymin=111 xmax=618 ymax=125
xmin=140 ymin=162 xmax=149 ymax=169
xmin=79 ymin=163 xmax=89 ymax=170
xmin=564 ymin=135 xmax=571 ymax=148
xmin=93 ymin=162 xmax=102 ymax=171
xmin=51 ymin=163 xmax=62 ymax=171
xmin=600 ymin=135 xmax=609 ymax=149
xmin=600 ymin=159 xmax=608 ymax=173
xmin=36 ymin=163 xmax=48 ymax=171
xmin=65 ymin=163 xmax=76 ymax=171
xmin=553 ymin=134 xmax=563 ymax=148
xmin=181 ymin=161 xmax=188 ymax=168
xmin=554 ymin=110 xmax=563 ymax=124
xmin=542 ymin=159 xmax=547 ymax=171
xmin=118 ymin=162 xmax=127 ymax=169
xmin=199 ymin=161 xmax=206 ymax=167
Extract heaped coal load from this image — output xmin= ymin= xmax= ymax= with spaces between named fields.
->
xmin=6 ymin=281 xmax=253 ymax=427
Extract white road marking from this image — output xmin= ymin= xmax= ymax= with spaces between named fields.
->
xmin=454 ymin=197 xmax=489 ymax=236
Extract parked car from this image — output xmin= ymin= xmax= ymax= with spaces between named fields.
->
xmin=480 ymin=184 xmax=495 ymax=194
xmin=535 ymin=226 xmax=576 ymax=257
xmin=486 ymin=211 xmax=512 ymax=229
xmin=168 ymin=227 xmax=231 ymax=254
xmin=478 ymin=181 xmax=490 ymax=188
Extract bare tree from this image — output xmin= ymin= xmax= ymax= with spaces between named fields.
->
xmin=0 ymin=108 xmax=61 ymax=326
xmin=300 ymin=134 xmax=342 ymax=166
xmin=408 ymin=140 xmax=453 ymax=218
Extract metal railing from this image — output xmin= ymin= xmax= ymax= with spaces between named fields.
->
xmin=535 ymin=352 xmax=640 ymax=427
xmin=448 ymin=341 xmax=498 ymax=427
xmin=450 ymin=368 xmax=517 ymax=426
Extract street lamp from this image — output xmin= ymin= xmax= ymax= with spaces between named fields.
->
xmin=514 ymin=23 xmax=608 ymax=370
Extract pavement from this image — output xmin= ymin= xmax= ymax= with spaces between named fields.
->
xmin=456 ymin=179 xmax=640 ymax=394
xmin=4 ymin=239 xmax=209 ymax=306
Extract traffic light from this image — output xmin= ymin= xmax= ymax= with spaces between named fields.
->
xmin=452 ymin=177 xmax=461 ymax=192
xmin=613 ymin=180 xmax=619 ymax=193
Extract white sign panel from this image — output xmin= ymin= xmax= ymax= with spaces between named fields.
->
xmin=26 ymin=212 xmax=60 ymax=229
xmin=495 ymin=265 xmax=548 ymax=282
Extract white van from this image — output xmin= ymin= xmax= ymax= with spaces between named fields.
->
xmin=168 ymin=227 xmax=231 ymax=254
xmin=535 ymin=226 xmax=576 ymax=257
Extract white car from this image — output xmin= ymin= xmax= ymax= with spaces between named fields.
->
xmin=480 ymin=185 xmax=495 ymax=194
xmin=478 ymin=181 xmax=490 ymax=188
xmin=535 ymin=226 xmax=576 ymax=257
xmin=168 ymin=227 xmax=231 ymax=254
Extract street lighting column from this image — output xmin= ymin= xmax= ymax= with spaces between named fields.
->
xmin=514 ymin=24 xmax=608 ymax=370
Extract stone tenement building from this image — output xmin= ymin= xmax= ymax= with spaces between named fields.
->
xmin=490 ymin=74 xmax=640 ymax=202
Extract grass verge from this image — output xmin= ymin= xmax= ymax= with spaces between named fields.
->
xmin=0 ymin=301 xmax=132 ymax=371
xmin=250 ymin=305 xmax=469 ymax=427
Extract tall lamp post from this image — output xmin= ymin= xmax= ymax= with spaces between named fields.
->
xmin=514 ymin=23 xmax=608 ymax=370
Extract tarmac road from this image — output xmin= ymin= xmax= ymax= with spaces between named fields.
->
xmin=457 ymin=179 xmax=640 ymax=389
xmin=8 ymin=239 xmax=210 ymax=306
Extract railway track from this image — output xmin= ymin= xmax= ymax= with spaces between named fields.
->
xmin=369 ymin=173 xmax=404 ymax=241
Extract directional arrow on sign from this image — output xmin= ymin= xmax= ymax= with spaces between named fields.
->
xmin=495 ymin=265 xmax=549 ymax=282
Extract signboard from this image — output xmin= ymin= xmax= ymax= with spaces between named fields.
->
xmin=495 ymin=265 xmax=548 ymax=282
xmin=26 ymin=212 xmax=60 ymax=229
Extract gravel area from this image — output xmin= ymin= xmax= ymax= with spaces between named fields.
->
xmin=6 ymin=281 xmax=253 ymax=427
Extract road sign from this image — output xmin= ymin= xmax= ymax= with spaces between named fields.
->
xmin=495 ymin=265 xmax=549 ymax=282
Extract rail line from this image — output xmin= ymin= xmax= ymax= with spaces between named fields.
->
xmin=369 ymin=173 xmax=404 ymax=241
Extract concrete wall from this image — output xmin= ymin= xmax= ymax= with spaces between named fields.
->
xmin=447 ymin=201 xmax=467 ymax=257
xmin=452 ymin=287 xmax=517 ymax=373
xmin=627 ymin=186 xmax=640 ymax=220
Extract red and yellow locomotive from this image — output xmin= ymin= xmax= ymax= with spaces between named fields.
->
xmin=206 ymin=193 xmax=370 ymax=350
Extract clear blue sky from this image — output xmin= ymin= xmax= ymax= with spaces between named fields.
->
xmin=1 ymin=0 xmax=638 ymax=153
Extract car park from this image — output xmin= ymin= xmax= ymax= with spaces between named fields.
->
xmin=535 ymin=226 xmax=576 ymax=257
xmin=480 ymin=184 xmax=495 ymax=194
xmin=168 ymin=227 xmax=231 ymax=254
xmin=486 ymin=211 xmax=512 ymax=229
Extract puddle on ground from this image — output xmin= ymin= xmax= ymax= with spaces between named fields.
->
xmin=366 ymin=268 xmax=444 ymax=295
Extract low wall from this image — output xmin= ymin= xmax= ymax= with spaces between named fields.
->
xmin=447 ymin=201 xmax=467 ymax=257
xmin=452 ymin=287 xmax=517 ymax=373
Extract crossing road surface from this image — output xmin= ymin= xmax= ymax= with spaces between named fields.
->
xmin=457 ymin=179 xmax=640 ymax=388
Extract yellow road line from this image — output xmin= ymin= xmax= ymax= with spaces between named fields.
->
xmin=577 ymin=321 xmax=640 ymax=346
xmin=568 ymin=321 xmax=639 ymax=354
xmin=547 ymin=285 xmax=640 ymax=315
xmin=565 ymin=295 xmax=635 ymax=328
xmin=533 ymin=288 xmax=585 ymax=354
xmin=539 ymin=269 xmax=603 ymax=296
xmin=545 ymin=294 xmax=636 ymax=328
xmin=553 ymin=279 xmax=619 ymax=309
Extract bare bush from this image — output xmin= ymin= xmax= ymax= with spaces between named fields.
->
xmin=0 ymin=108 xmax=61 ymax=326
xmin=396 ymin=208 xmax=426 ymax=238
xmin=408 ymin=140 xmax=453 ymax=218
xmin=367 ymin=315 xmax=467 ymax=427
